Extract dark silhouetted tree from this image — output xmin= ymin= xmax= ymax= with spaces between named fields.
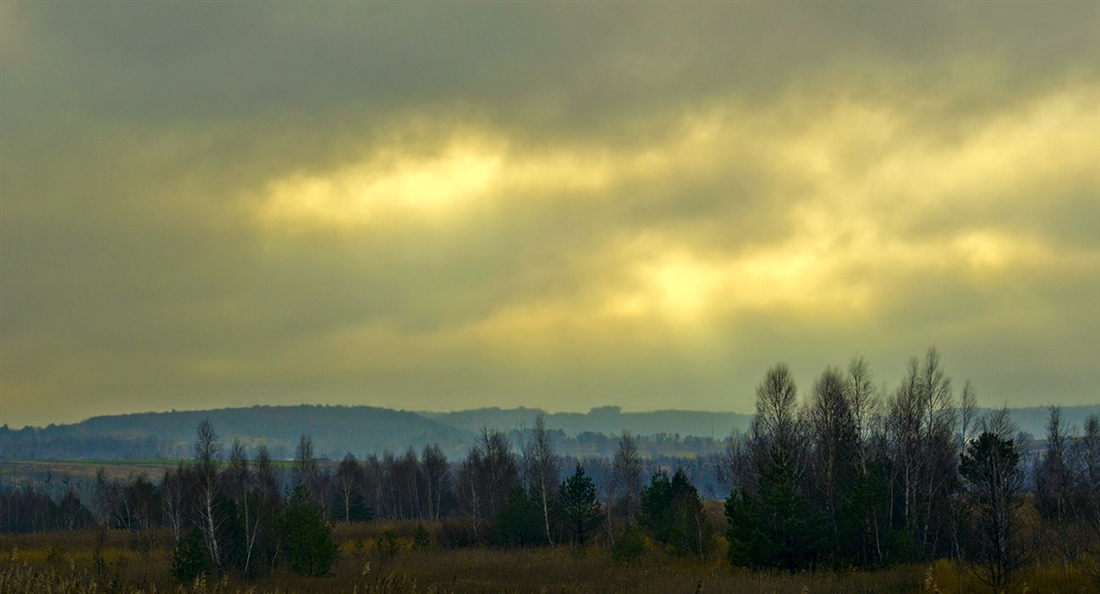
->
xmin=421 ymin=443 xmax=452 ymax=520
xmin=496 ymin=486 xmax=544 ymax=546
xmin=335 ymin=453 xmax=365 ymax=523
xmin=612 ymin=430 xmax=643 ymax=522
xmin=280 ymin=484 xmax=337 ymax=577
xmin=193 ymin=418 xmax=225 ymax=578
xmin=960 ymin=429 xmax=1026 ymax=591
xmin=522 ymin=413 xmax=560 ymax=545
xmin=558 ymin=463 xmax=603 ymax=545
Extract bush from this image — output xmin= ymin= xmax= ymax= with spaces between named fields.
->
xmin=377 ymin=529 xmax=400 ymax=559
xmin=612 ymin=526 xmax=646 ymax=564
xmin=413 ymin=523 xmax=432 ymax=550
xmin=440 ymin=518 xmax=478 ymax=549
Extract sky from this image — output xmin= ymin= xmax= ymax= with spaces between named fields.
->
xmin=1 ymin=3 xmax=1098 ymax=428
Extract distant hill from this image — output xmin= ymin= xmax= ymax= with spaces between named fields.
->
xmin=419 ymin=406 xmax=754 ymax=439
xmin=1 ymin=405 xmax=474 ymax=460
xmin=2 ymin=403 xmax=1095 ymax=461
xmin=992 ymin=405 xmax=1100 ymax=439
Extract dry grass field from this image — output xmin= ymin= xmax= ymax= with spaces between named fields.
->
xmin=1 ymin=521 xmax=1096 ymax=594
xmin=0 ymin=460 xmax=178 ymax=484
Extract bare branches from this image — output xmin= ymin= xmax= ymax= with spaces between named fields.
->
xmin=612 ymin=430 xmax=643 ymax=521
xmin=521 ymin=413 xmax=559 ymax=545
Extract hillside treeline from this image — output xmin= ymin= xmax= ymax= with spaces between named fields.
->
xmin=2 ymin=348 xmax=1098 ymax=590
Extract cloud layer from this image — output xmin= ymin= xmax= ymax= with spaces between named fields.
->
xmin=2 ymin=3 xmax=1097 ymax=427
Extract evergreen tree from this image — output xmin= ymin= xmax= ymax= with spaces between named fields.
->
xmin=280 ymin=484 xmax=338 ymax=576
xmin=496 ymin=486 xmax=544 ymax=546
xmin=172 ymin=528 xmax=212 ymax=583
xmin=726 ymin=446 xmax=824 ymax=570
xmin=960 ymin=431 xmax=1026 ymax=591
xmin=724 ymin=488 xmax=757 ymax=567
xmin=666 ymin=470 xmax=712 ymax=558
xmin=640 ymin=470 xmax=674 ymax=542
xmin=345 ymin=490 xmax=376 ymax=523
xmin=558 ymin=464 xmax=603 ymax=545
xmin=642 ymin=469 xmax=711 ymax=557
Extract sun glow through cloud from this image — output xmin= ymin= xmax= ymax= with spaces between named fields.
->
xmin=258 ymin=143 xmax=505 ymax=229
xmin=247 ymin=82 xmax=1099 ymax=341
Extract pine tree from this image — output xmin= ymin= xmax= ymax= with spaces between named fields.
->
xmin=558 ymin=464 xmax=603 ymax=545
xmin=496 ymin=486 xmax=544 ymax=546
xmin=280 ymin=484 xmax=338 ymax=576
xmin=726 ymin=447 xmax=824 ymax=570
xmin=640 ymin=470 xmax=674 ymax=542
xmin=960 ymin=431 xmax=1026 ymax=591
xmin=172 ymin=528 xmax=211 ymax=583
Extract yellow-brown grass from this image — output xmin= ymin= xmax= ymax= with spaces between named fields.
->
xmin=2 ymin=522 xmax=1094 ymax=594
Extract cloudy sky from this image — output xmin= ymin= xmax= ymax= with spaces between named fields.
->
xmin=2 ymin=3 xmax=1097 ymax=428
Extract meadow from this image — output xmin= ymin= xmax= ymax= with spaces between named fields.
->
xmin=1 ymin=520 xmax=1095 ymax=594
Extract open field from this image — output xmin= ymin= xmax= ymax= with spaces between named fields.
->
xmin=0 ymin=460 xmax=182 ymax=484
xmin=2 ymin=522 xmax=1096 ymax=594
xmin=0 ymin=459 xmax=307 ymax=487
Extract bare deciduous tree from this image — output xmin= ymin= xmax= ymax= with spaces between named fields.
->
xmin=254 ymin=444 xmax=281 ymax=510
xmin=335 ymin=453 xmax=364 ymax=523
xmin=226 ymin=438 xmax=262 ymax=575
xmin=1074 ymin=414 xmax=1100 ymax=587
xmin=613 ymin=430 xmax=643 ymax=521
xmin=160 ymin=463 xmax=186 ymax=548
xmin=457 ymin=428 xmax=518 ymax=541
xmin=809 ymin=367 xmax=858 ymax=549
xmin=193 ymin=418 xmax=224 ymax=578
xmin=421 ymin=444 xmax=451 ymax=520
xmin=886 ymin=348 xmax=958 ymax=559
xmin=1036 ymin=406 xmax=1076 ymax=564
xmin=752 ymin=363 xmax=799 ymax=461
xmin=522 ymin=413 xmax=559 ymax=545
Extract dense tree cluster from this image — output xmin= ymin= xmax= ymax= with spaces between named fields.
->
xmin=719 ymin=349 xmax=1100 ymax=591
xmin=3 ymin=348 xmax=1099 ymax=590
xmin=640 ymin=468 xmax=711 ymax=558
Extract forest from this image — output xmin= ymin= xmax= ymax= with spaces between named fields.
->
xmin=2 ymin=349 xmax=1098 ymax=593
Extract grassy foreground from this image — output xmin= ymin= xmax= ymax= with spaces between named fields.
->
xmin=0 ymin=522 xmax=1093 ymax=594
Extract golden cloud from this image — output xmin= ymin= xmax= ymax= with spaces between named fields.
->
xmin=248 ymin=80 xmax=1098 ymax=347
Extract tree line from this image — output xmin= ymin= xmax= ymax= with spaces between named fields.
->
xmin=719 ymin=350 xmax=1099 ymax=590
xmin=2 ymin=348 xmax=1098 ymax=591
xmin=0 ymin=421 xmax=735 ymax=462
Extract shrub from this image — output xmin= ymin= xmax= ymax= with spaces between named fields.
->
xmin=612 ymin=526 xmax=646 ymax=564
xmin=377 ymin=529 xmax=401 ymax=559
xmin=440 ymin=518 xmax=478 ymax=549
xmin=413 ymin=523 xmax=432 ymax=550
